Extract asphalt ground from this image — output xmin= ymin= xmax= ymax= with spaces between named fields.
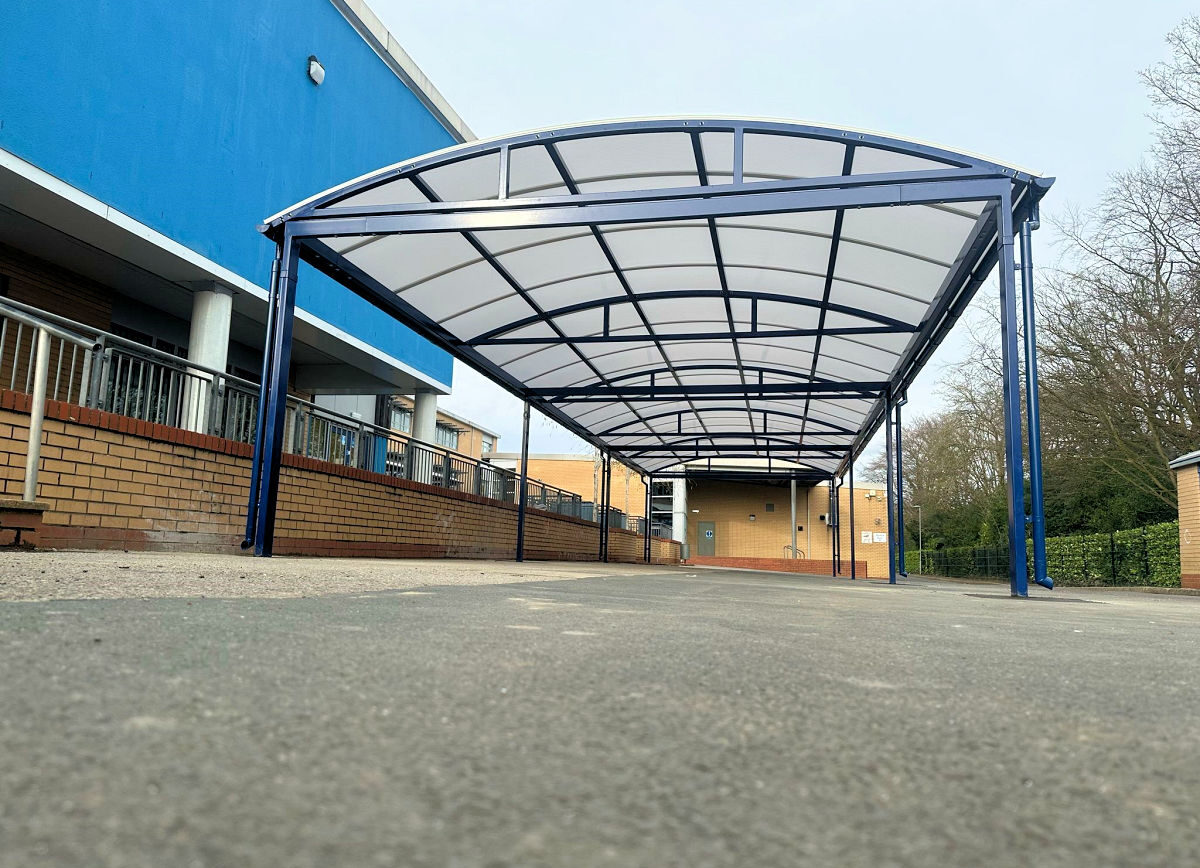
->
xmin=2 ymin=555 xmax=1199 ymax=867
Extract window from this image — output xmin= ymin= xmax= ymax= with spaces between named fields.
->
xmin=435 ymin=423 xmax=460 ymax=450
xmin=389 ymin=404 xmax=412 ymax=433
xmin=765 ymin=503 xmax=775 ymax=512
xmin=481 ymin=434 xmax=494 ymax=454
xmin=110 ymin=323 xmax=186 ymax=358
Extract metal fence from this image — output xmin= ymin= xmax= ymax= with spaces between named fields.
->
xmin=1 ymin=296 xmax=586 ymax=520
xmin=916 ymin=521 xmax=1181 ymax=587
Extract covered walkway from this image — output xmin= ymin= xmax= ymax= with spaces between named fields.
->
xmin=247 ymin=118 xmax=1053 ymax=595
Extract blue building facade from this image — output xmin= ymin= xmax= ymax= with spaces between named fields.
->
xmin=0 ymin=0 xmax=466 ymax=392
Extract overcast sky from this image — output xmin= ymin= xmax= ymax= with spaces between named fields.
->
xmin=371 ymin=0 xmax=1194 ymax=461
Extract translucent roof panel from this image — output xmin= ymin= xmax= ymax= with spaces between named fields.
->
xmin=264 ymin=117 xmax=1050 ymax=479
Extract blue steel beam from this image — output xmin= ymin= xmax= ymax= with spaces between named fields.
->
xmin=530 ymin=382 xmax=887 ymax=398
xmin=472 ymin=290 xmax=916 ymax=343
xmin=599 ymin=405 xmax=858 ymax=437
xmin=252 ymin=233 xmax=300 ymax=557
xmin=997 ymin=193 xmax=1030 ymax=597
xmin=287 ymin=177 xmax=1013 ymax=239
xmin=1020 ymin=213 xmax=1052 ymax=590
xmin=475 ymin=324 xmax=915 ymax=345
xmin=281 ymin=168 xmax=1014 ymax=228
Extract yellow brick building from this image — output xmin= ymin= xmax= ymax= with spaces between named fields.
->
xmin=485 ymin=453 xmax=647 ymax=520
xmin=685 ymin=478 xmax=893 ymax=578
xmin=1171 ymin=450 xmax=1200 ymax=589
xmin=483 ymin=453 xmax=898 ymax=578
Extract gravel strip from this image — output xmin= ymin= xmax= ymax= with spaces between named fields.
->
xmin=0 ymin=549 xmax=672 ymax=601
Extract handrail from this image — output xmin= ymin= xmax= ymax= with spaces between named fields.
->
xmin=0 ymin=298 xmax=99 ymax=351
xmin=1 ymin=295 xmax=591 ymax=522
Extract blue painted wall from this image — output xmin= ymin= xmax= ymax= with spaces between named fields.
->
xmin=0 ymin=0 xmax=455 ymax=386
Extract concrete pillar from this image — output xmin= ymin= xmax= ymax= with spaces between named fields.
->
xmin=183 ymin=282 xmax=233 ymax=433
xmin=412 ymin=389 xmax=438 ymax=443
xmin=672 ymin=478 xmax=688 ymax=559
xmin=409 ymin=389 xmax=438 ymax=484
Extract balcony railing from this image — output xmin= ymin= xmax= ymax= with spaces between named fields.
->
xmin=1 ymin=296 xmax=585 ymax=519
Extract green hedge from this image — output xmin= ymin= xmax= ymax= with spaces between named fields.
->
xmin=908 ymin=521 xmax=1181 ymax=587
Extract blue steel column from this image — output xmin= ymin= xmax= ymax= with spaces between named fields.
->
xmin=515 ymin=400 xmax=531 ymax=562
xmin=601 ymin=452 xmax=611 ymax=563
xmin=829 ymin=478 xmax=837 ymax=577
xmin=848 ymin=459 xmax=856 ymax=580
xmin=835 ymin=477 xmax=843 ymax=575
xmin=253 ymin=233 xmax=300 ymax=557
xmin=884 ymin=396 xmax=897 ymax=584
xmin=242 ymin=246 xmax=280 ymax=549
xmin=896 ymin=396 xmax=907 ymax=576
xmin=998 ymin=193 xmax=1030 ymax=597
xmin=644 ymin=475 xmax=652 ymax=563
xmin=1020 ymin=210 xmax=1051 ymax=590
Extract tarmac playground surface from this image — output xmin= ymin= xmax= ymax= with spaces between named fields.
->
xmin=1 ymin=550 xmax=1198 ymax=866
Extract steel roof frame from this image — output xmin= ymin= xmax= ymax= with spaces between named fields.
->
xmin=246 ymin=118 xmax=1053 ymax=596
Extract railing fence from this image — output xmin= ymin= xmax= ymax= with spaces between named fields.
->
xmin=1 ymin=296 xmax=595 ymax=527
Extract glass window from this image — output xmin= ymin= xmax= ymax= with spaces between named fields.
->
xmin=435 ymin=423 xmax=459 ymax=450
xmin=389 ymin=404 xmax=412 ymax=433
xmin=481 ymin=434 xmax=494 ymax=454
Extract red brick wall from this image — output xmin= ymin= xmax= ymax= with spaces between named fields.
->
xmin=0 ymin=391 xmax=681 ymax=564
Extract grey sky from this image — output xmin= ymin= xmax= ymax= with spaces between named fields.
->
xmin=372 ymin=0 xmax=1194 ymax=458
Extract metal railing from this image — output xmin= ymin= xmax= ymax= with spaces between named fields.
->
xmin=1 ymin=296 xmax=587 ymax=521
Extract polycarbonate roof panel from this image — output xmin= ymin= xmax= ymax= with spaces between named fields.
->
xmin=265 ymin=118 xmax=1048 ymax=478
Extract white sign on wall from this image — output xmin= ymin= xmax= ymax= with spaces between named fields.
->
xmin=861 ymin=531 xmax=872 ymax=545
xmin=873 ymin=532 xmax=888 ymax=544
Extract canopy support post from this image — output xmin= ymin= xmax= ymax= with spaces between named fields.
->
xmin=885 ymin=394 xmax=897 ymax=584
xmin=644 ymin=475 xmax=652 ymax=563
xmin=998 ymin=192 xmax=1030 ymax=597
xmin=829 ymin=477 xmax=837 ymax=577
xmin=1020 ymin=210 xmax=1051 ymax=591
xmin=516 ymin=399 xmax=530 ymax=562
xmin=849 ymin=459 xmax=856 ymax=580
xmin=252 ymin=233 xmax=299 ymax=557
xmin=600 ymin=451 xmax=611 ymax=563
xmin=790 ymin=478 xmax=797 ymax=560
xmin=242 ymin=246 xmax=280 ymax=551
xmin=896 ymin=396 xmax=907 ymax=576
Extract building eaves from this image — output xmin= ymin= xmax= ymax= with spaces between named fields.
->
xmin=1169 ymin=449 xmax=1200 ymax=470
xmin=329 ymin=0 xmax=475 ymax=144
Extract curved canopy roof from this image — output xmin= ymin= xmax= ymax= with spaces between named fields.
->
xmin=264 ymin=118 xmax=1051 ymax=479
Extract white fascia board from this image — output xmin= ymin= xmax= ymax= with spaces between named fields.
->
xmin=1169 ymin=450 xmax=1200 ymax=470
xmin=0 ymin=147 xmax=451 ymax=394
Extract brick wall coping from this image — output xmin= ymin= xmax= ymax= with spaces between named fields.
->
xmin=1 ymin=389 xmax=654 ymax=539
xmin=0 ymin=498 xmax=48 ymax=512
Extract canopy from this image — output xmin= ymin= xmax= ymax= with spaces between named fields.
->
xmin=262 ymin=117 xmax=1051 ymax=480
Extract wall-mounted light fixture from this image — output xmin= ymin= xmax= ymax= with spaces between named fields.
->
xmin=748 ymin=514 xmax=756 ymax=522
xmin=307 ymin=55 xmax=326 ymax=86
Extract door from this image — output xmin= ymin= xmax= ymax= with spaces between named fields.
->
xmin=698 ymin=521 xmax=716 ymax=557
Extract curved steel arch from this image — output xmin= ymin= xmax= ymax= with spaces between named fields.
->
xmin=265 ymin=117 xmax=1035 ymax=226
xmin=598 ymin=405 xmax=858 ymax=437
